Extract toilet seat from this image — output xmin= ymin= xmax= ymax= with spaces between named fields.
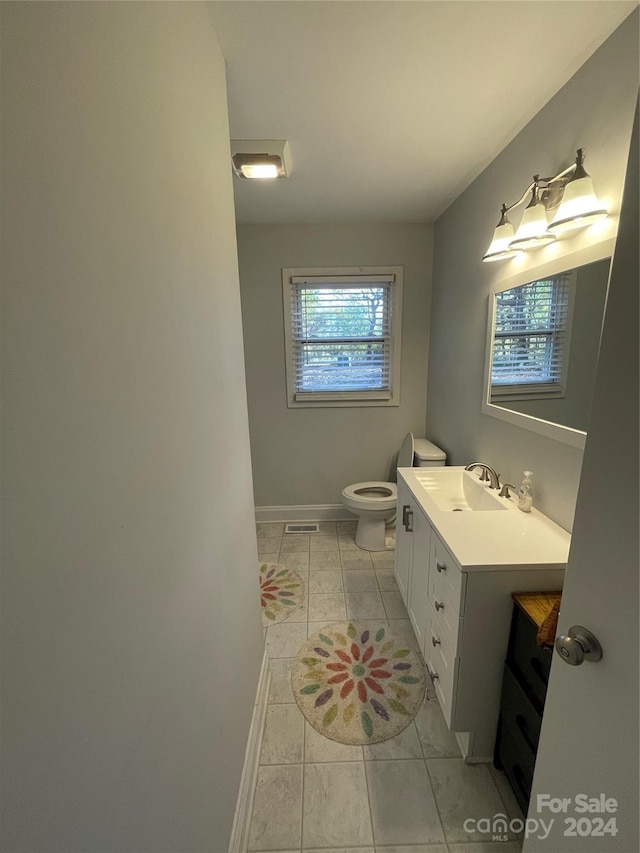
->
xmin=341 ymin=481 xmax=397 ymax=512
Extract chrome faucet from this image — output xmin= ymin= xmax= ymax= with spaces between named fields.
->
xmin=464 ymin=462 xmax=501 ymax=490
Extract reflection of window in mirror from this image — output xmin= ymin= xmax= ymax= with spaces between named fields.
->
xmin=487 ymin=257 xmax=611 ymax=435
xmin=491 ymin=272 xmax=575 ymax=401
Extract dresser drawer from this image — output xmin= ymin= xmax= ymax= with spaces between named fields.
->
xmin=500 ymin=663 xmax=542 ymax=752
xmin=495 ymin=716 xmax=536 ymax=814
xmin=429 ymin=535 xmax=465 ymax=611
xmin=425 ymin=619 xmax=457 ymax=727
xmin=506 ymin=605 xmax=553 ymax=712
xmin=428 ymin=591 xmax=463 ymax=654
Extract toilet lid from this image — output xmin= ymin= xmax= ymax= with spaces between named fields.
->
xmin=397 ymin=432 xmax=415 ymax=469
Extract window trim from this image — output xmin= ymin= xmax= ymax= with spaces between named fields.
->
xmin=282 ymin=266 xmax=403 ymax=408
xmin=490 ymin=270 xmax=576 ymax=402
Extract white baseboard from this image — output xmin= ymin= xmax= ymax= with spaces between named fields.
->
xmin=255 ymin=503 xmax=354 ymax=523
xmin=455 ymin=731 xmax=492 ymax=764
xmin=227 ymin=649 xmax=271 ymax=853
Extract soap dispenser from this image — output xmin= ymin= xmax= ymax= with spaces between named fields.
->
xmin=517 ymin=471 xmax=533 ymax=513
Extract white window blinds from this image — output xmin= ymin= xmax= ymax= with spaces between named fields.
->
xmin=287 ymin=273 xmax=397 ymax=402
xmin=491 ymin=273 xmax=572 ymax=397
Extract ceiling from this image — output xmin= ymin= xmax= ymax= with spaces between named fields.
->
xmin=208 ymin=1 xmax=636 ymax=225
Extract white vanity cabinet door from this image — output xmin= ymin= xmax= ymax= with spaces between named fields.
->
xmin=407 ymin=505 xmax=431 ymax=656
xmin=394 ymin=477 xmax=413 ymax=605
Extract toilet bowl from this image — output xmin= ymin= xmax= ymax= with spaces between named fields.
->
xmin=341 ymin=434 xmax=446 ymax=551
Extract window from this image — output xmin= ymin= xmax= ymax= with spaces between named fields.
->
xmin=283 ymin=267 xmax=403 ymax=407
xmin=491 ymin=272 xmax=575 ymax=400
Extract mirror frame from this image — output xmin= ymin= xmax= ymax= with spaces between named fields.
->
xmin=482 ymin=237 xmax=615 ymax=449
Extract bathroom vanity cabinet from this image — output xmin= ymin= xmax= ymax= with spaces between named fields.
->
xmin=395 ymin=468 xmax=569 ymax=763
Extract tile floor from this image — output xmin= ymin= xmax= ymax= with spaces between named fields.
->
xmin=251 ymin=521 xmax=523 ymax=853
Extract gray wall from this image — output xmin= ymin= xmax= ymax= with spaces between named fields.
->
xmin=0 ymin=4 xmax=263 ymax=852
xmin=427 ymin=12 xmax=638 ymax=531
xmin=237 ymin=224 xmax=433 ymax=507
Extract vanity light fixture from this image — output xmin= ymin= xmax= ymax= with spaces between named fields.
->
xmin=230 ymin=139 xmax=292 ymax=179
xmin=509 ymin=176 xmax=557 ymax=251
xmin=482 ymin=204 xmax=522 ymax=262
xmin=547 ymin=149 xmax=608 ymax=234
xmin=482 ymin=149 xmax=607 ymax=262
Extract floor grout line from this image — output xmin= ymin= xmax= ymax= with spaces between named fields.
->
xmin=422 ymin=756 xmax=449 ymax=849
xmin=300 ymin=686 xmax=307 ymax=851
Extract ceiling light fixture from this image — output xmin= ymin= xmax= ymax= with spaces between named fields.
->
xmin=230 ymin=139 xmax=292 ymax=180
xmin=482 ymin=149 xmax=607 ymax=262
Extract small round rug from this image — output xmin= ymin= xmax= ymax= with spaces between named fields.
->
xmin=292 ymin=621 xmax=426 ymax=745
xmin=260 ymin=562 xmax=305 ymax=626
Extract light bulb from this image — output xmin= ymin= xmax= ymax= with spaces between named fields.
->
xmin=482 ymin=206 xmax=522 ymax=262
xmin=240 ymin=163 xmax=279 ymax=179
xmin=509 ymin=182 xmax=556 ymax=250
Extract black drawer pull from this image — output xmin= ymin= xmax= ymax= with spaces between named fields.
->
xmin=431 ymin=635 xmax=441 ymax=647
xmin=529 ymin=656 xmax=548 ymax=684
xmin=515 ymin=713 xmax=536 ymax=752
xmin=513 ymin=763 xmax=532 ymax=800
xmin=435 ymin=600 xmax=444 ymax=612
xmin=436 ymin=561 xmax=446 ymax=573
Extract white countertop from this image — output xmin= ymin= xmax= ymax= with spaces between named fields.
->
xmin=398 ymin=467 xmax=571 ymax=571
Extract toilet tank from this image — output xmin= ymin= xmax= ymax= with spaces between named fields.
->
xmin=413 ymin=438 xmax=446 ymax=467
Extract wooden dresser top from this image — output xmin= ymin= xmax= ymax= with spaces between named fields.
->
xmin=513 ymin=591 xmax=562 ymax=629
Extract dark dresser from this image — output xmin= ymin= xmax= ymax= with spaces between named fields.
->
xmin=494 ymin=591 xmax=562 ymax=814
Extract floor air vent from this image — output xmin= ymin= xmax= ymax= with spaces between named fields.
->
xmin=284 ymin=523 xmax=320 ymax=534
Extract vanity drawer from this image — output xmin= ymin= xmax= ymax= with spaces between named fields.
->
xmin=506 ymin=605 xmax=553 ymax=712
xmin=428 ymin=591 xmax=463 ymax=654
xmin=430 ymin=535 xmax=465 ymax=612
xmin=425 ymin=620 xmax=458 ymax=727
xmin=500 ymin=663 xmax=542 ymax=752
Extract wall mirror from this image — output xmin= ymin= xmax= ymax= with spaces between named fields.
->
xmin=482 ymin=240 xmax=615 ymax=449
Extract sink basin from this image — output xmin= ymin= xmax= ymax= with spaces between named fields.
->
xmin=413 ymin=468 xmax=509 ymax=512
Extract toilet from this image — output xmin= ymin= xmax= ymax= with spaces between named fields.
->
xmin=341 ymin=433 xmax=446 ymax=551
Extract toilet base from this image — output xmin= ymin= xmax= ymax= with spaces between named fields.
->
xmin=354 ymin=511 xmax=395 ymax=551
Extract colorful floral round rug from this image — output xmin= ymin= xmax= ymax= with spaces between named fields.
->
xmin=292 ymin=622 xmax=426 ymax=745
xmin=260 ymin=563 xmax=305 ymax=626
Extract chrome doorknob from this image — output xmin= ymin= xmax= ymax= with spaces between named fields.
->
xmin=555 ymin=626 xmax=603 ymax=666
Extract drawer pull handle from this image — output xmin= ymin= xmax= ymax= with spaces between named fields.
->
xmin=431 ymin=636 xmax=441 ymax=647
xmin=513 ymin=764 xmax=531 ymax=800
xmin=402 ymin=504 xmax=410 ymax=527
xmin=515 ymin=713 xmax=536 ymax=752
xmin=405 ymin=509 xmax=413 ymax=533
xmin=434 ymin=600 xmax=444 ymax=612
xmin=529 ymin=656 xmax=547 ymax=684
xmin=436 ymin=561 xmax=446 ymax=573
